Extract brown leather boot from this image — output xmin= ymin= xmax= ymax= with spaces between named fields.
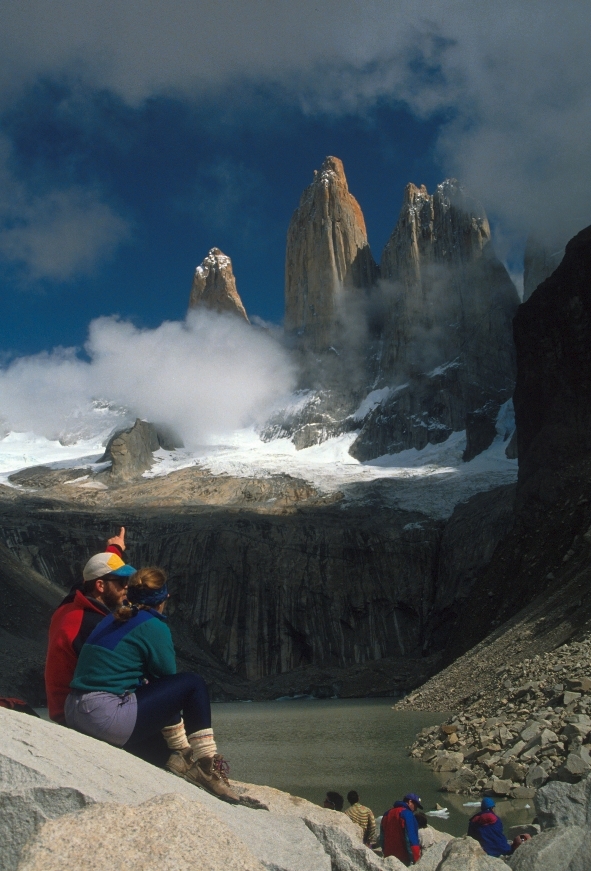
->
xmin=185 ymin=755 xmax=240 ymax=803
xmin=165 ymin=748 xmax=193 ymax=778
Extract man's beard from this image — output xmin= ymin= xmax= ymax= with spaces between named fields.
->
xmin=102 ymin=586 xmax=126 ymax=611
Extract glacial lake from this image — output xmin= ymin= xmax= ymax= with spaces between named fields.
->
xmin=213 ymin=698 xmax=535 ymax=839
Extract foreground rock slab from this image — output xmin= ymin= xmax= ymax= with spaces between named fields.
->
xmin=432 ymin=836 xmax=506 ymax=870
xmin=0 ymin=709 xmax=398 ymax=871
xmin=507 ymin=825 xmax=589 ymax=871
xmin=17 ymin=793 xmax=266 ymax=871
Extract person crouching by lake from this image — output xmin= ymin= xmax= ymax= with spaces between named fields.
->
xmin=64 ymin=567 xmax=239 ymax=803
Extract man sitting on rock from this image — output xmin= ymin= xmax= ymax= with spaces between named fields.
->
xmin=381 ymin=793 xmax=422 ymax=865
xmin=45 ymin=527 xmax=134 ymax=724
xmin=467 ymin=797 xmax=513 ymax=857
xmin=345 ymin=790 xmax=376 ymax=846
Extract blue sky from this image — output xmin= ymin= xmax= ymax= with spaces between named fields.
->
xmin=0 ymin=85 xmax=444 ymax=356
xmin=0 ymin=2 xmax=589 ymax=358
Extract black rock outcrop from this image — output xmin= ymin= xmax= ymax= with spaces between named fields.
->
xmin=514 ymin=226 xmax=591 ymax=496
xmin=102 ymin=419 xmax=183 ymax=482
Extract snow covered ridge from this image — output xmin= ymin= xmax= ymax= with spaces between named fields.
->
xmin=0 ymin=404 xmax=518 ymax=519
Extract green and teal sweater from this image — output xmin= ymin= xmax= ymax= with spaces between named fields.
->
xmin=70 ymin=608 xmax=176 ymax=695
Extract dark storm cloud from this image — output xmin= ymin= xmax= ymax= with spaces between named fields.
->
xmin=0 ymin=0 xmax=590 ymax=270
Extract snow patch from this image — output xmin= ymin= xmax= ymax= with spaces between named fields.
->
xmin=426 ymin=359 xmax=461 ymax=378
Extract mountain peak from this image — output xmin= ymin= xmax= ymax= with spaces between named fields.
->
xmin=285 ymin=156 xmax=377 ymax=351
xmin=189 ymin=248 xmax=249 ymax=322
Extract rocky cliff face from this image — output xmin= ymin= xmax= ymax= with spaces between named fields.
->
xmin=514 ymin=225 xmax=591 ymax=496
xmin=0 ymin=467 xmax=520 ymax=702
xmin=284 ymin=156 xmax=378 ymax=353
xmin=398 ymin=224 xmax=591 ymax=671
xmin=189 ymin=247 xmax=249 ymax=322
xmin=523 ymin=236 xmax=564 ymax=302
xmin=379 ymin=179 xmax=518 ymax=381
xmin=348 ymin=180 xmax=519 ymax=460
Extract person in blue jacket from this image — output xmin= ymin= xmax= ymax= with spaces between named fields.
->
xmin=467 ymin=797 xmax=513 ymax=857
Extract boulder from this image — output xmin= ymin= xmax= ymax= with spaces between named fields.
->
xmin=16 ymin=793 xmax=266 ymax=871
xmin=552 ymin=754 xmax=590 ymax=783
xmin=534 ymin=772 xmax=591 ymax=829
xmin=510 ymin=787 xmax=537 ymax=800
xmin=101 ymin=419 xmax=159 ymax=481
xmin=440 ymin=767 xmax=478 ymax=793
xmin=432 ymin=752 xmax=464 ymax=773
xmin=507 ymin=825 xmax=588 ymax=871
xmin=503 ymin=761 xmax=526 ymax=783
xmin=414 ymin=830 xmax=453 ymax=871
xmin=433 ymin=836 xmax=506 ymax=869
xmin=0 ymin=708 xmax=382 ymax=871
xmin=525 ymin=765 xmax=548 ymax=789
xmin=489 ymin=777 xmax=513 ymax=796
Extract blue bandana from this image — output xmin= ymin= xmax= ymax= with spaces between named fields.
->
xmin=126 ymin=583 xmax=169 ymax=607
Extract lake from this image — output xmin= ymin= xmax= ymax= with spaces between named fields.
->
xmin=213 ymin=697 xmax=535 ymax=838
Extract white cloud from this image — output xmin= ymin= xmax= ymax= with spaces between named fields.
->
xmin=0 ymin=2 xmax=589 ymax=246
xmin=0 ymin=136 xmax=130 ymax=282
xmin=0 ymin=309 xmax=296 ymax=445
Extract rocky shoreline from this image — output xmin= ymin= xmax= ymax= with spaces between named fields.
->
xmin=404 ymin=633 xmax=591 ymax=803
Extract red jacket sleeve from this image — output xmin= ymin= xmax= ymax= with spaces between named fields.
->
xmin=105 ymin=544 xmax=124 ymax=557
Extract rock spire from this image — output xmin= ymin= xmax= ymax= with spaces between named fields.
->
xmin=189 ymin=248 xmax=249 ymax=322
xmin=284 ymin=156 xmax=378 ymax=352
xmin=378 ymin=178 xmax=519 ymax=380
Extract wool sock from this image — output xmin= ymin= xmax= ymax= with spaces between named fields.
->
xmin=161 ymin=719 xmax=190 ymax=751
xmin=187 ymin=727 xmax=217 ymax=760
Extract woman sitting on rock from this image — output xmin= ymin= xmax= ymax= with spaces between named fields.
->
xmin=65 ymin=566 xmax=238 ymax=803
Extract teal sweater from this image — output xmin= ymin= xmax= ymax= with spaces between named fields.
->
xmin=70 ymin=608 xmax=176 ymax=695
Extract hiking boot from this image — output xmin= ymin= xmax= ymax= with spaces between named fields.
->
xmin=165 ymin=748 xmax=193 ymax=778
xmin=185 ymin=755 xmax=240 ymax=803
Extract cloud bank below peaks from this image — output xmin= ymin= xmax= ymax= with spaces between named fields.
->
xmin=0 ymin=310 xmax=296 ymax=447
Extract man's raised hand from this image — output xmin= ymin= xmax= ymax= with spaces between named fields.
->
xmin=107 ymin=526 xmax=126 ymax=552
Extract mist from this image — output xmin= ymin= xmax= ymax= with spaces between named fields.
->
xmin=0 ymin=310 xmax=296 ymax=447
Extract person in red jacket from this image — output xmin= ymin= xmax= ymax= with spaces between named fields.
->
xmin=381 ymin=794 xmax=423 ymax=865
xmin=44 ymin=527 xmax=135 ymax=724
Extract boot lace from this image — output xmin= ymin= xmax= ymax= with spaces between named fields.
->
xmin=213 ymin=754 xmax=231 ymax=784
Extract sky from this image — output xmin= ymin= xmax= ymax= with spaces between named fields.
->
xmin=0 ymin=1 xmax=590 ymax=361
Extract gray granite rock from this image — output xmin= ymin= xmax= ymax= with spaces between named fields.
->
xmin=534 ymin=772 xmax=591 ymax=829
xmin=507 ymin=825 xmax=587 ymax=871
xmin=432 ymin=752 xmax=464 ymax=773
xmin=0 ymin=708 xmax=376 ymax=871
xmin=16 ymin=793 xmax=266 ymax=871
xmin=433 ymin=836 xmax=506 ymax=869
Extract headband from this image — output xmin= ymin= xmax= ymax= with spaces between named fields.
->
xmin=126 ymin=583 xmax=169 ymax=607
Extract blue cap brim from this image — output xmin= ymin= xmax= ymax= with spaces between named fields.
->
xmin=108 ymin=564 xmax=136 ymax=578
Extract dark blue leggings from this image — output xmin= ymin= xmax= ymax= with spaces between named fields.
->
xmin=125 ymin=672 xmax=211 ymax=749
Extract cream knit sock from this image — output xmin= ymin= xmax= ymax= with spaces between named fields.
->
xmin=187 ymin=727 xmax=217 ymax=760
xmin=161 ymin=719 xmax=190 ymax=751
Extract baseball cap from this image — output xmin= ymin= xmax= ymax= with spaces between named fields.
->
xmin=83 ymin=552 xmax=136 ymax=582
xmin=404 ymin=793 xmax=423 ymax=809
xmin=481 ymin=797 xmax=496 ymax=811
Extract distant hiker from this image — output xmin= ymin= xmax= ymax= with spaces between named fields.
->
xmin=44 ymin=527 xmax=133 ymax=724
xmin=381 ymin=793 xmax=422 ymax=865
xmin=467 ymin=797 xmax=513 ymax=857
xmin=345 ymin=790 xmax=377 ymax=846
xmin=65 ymin=566 xmax=239 ymax=803
xmin=323 ymin=791 xmax=344 ymax=811
xmin=414 ymin=811 xmax=435 ymax=851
